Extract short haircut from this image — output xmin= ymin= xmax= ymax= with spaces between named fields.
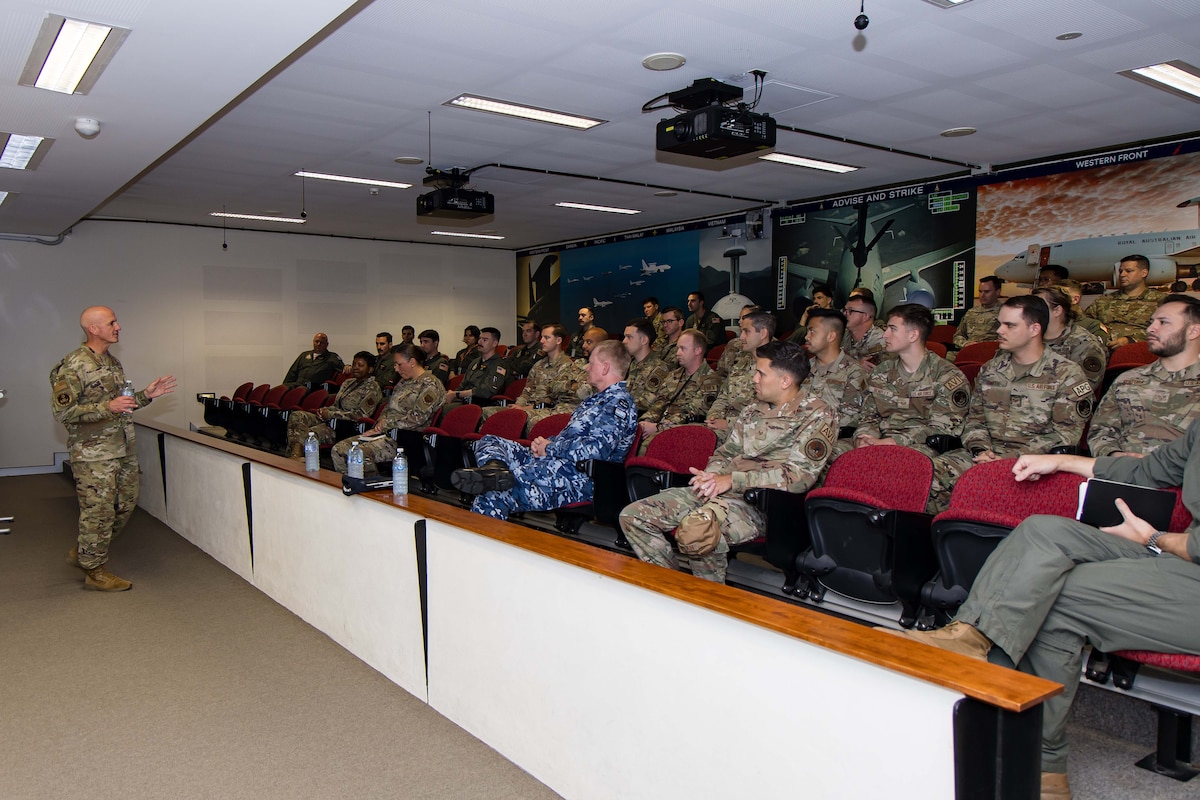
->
xmin=376 ymin=331 xmax=393 ymax=343
xmin=1160 ymin=294 xmax=1200 ymax=326
xmin=542 ymin=322 xmax=568 ymax=342
xmin=806 ymin=307 xmax=847 ymax=337
xmin=1039 ymin=265 xmax=1070 ymax=282
xmin=1004 ymin=295 xmax=1048 ymax=333
xmin=578 ymin=306 xmax=595 ymax=316
xmin=1033 ymin=286 xmax=1077 ymax=321
xmin=394 ymin=342 xmax=424 ymax=366
xmin=642 ymin=296 xmax=659 ymax=307
xmin=754 ymin=340 xmax=811 ymax=385
xmin=592 ymin=339 xmax=630 ymax=377
xmin=661 ymin=305 xmax=685 ymax=320
xmin=353 ymin=350 xmax=377 ymax=366
xmin=886 ymin=303 xmax=934 ymax=342
xmin=980 ymin=275 xmax=1004 ymax=291
xmin=418 ymin=329 xmax=440 ymax=344
xmin=1120 ymin=254 xmax=1151 ymax=271
xmin=846 ymin=294 xmax=877 ymax=319
xmin=401 ymin=325 xmax=415 ymax=334
xmin=480 ymin=326 xmax=502 ymax=340
xmin=812 ymin=283 xmax=833 ymax=299
xmin=849 ymin=286 xmax=875 ymax=303
xmin=688 ymin=290 xmax=705 ymax=304
xmin=678 ymin=329 xmax=707 ymax=350
xmin=464 ymin=325 xmax=481 ymax=338
xmin=742 ymin=310 xmax=777 ymax=337
xmin=1060 ymin=279 xmax=1083 ymax=296
xmin=625 ymin=318 xmax=656 ymax=342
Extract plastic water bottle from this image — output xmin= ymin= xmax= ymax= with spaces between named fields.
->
xmin=392 ymin=449 xmax=408 ymax=497
xmin=304 ymin=432 xmax=319 ymax=472
xmin=347 ymin=440 xmax=364 ymax=479
xmin=120 ymin=379 xmax=135 ymax=413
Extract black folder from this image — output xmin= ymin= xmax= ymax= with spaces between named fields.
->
xmin=1077 ymin=479 xmax=1176 ymax=532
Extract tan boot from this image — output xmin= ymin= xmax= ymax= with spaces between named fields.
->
xmin=1041 ymin=771 xmax=1071 ymax=799
xmin=66 ymin=547 xmax=86 ymax=571
xmin=288 ymin=441 xmax=305 ymax=459
xmin=879 ymin=621 xmax=993 ymax=661
xmin=84 ymin=565 xmax=133 ymax=592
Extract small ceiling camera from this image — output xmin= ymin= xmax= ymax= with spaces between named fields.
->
xmin=854 ymin=13 xmax=869 ymax=30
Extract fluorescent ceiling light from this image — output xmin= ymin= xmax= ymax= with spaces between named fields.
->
xmin=758 ymin=153 xmax=859 ymax=173
xmin=294 ymin=171 xmax=412 ymax=189
xmin=20 ymin=15 xmax=131 ymax=95
xmin=430 ymin=231 xmax=505 ymax=240
xmin=1122 ymin=61 xmax=1200 ymax=103
xmin=210 ymin=212 xmax=306 ymax=224
xmin=0 ymin=134 xmax=50 ymax=170
xmin=922 ymin=0 xmax=972 ymax=7
xmin=445 ymin=94 xmax=606 ymax=130
xmin=555 ymin=202 xmax=641 ymax=215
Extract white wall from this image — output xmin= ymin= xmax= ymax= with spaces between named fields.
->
xmin=0 ymin=220 xmax=514 ymax=469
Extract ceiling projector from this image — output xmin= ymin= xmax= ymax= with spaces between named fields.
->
xmin=416 ymin=167 xmax=495 ymax=219
xmin=655 ymin=78 xmax=776 ymax=159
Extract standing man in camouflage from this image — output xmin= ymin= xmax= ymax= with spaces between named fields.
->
xmin=1084 ymin=254 xmax=1167 ymax=349
xmin=51 ymin=305 xmax=176 ymax=591
xmin=706 ymin=310 xmax=775 ymax=443
xmin=838 ymin=303 xmax=968 ymax=460
xmin=622 ymin=318 xmax=671 ymax=414
xmin=685 ymin=291 xmax=725 ymax=351
xmin=452 ymin=340 xmax=637 ymax=520
xmin=637 ymin=329 xmax=722 ymax=453
xmin=802 ymin=308 xmax=868 ymax=434
xmin=444 ymin=327 xmax=508 ymax=410
xmin=653 ymin=306 xmax=686 ymax=366
xmin=504 ymin=319 xmax=543 ymax=379
xmin=1089 ymin=295 xmax=1200 ymax=457
xmin=373 ymin=331 xmax=397 ymax=389
xmin=620 ymin=341 xmax=836 ymax=584
xmin=418 ymin=329 xmax=452 ymax=388
xmin=283 ymin=332 xmax=343 ymax=389
xmin=842 ymin=294 xmax=886 ymax=369
xmin=286 ymin=350 xmax=382 ymax=458
xmin=952 ymin=276 xmax=1002 ymax=350
xmin=928 ymin=296 xmax=1093 ymax=512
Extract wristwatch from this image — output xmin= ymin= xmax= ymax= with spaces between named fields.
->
xmin=1146 ymin=531 xmax=1164 ymax=555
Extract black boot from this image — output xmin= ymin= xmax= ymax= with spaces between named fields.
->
xmin=451 ymin=460 xmax=515 ymax=495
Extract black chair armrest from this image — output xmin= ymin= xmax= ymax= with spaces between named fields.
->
xmin=744 ymin=487 xmax=812 ymax=580
xmin=926 ymin=434 xmax=963 ymax=454
xmin=1049 ymin=444 xmax=1080 ymax=455
xmin=837 ymin=426 xmax=856 ymax=440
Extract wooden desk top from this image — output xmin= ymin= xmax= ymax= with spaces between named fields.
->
xmin=140 ymin=421 xmax=1062 ymax=713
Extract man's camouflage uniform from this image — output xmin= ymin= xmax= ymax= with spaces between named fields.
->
xmin=1088 ymin=359 xmax=1200 ymax=457
xmin=952 ymin=303 xmax=1000 ymax=349
xmin=804 ymin=350 xmax=868 ymax=432
xmin=482 ymin=352 xmax=583 ymax=432
xmin=374 ymin=352 xmax=398 ymax=389
xmin=626 ymin=352 xmax=671 ymax=415
xmin=843 ymin=326 xmax=886 ymax=366
xmin=286 ymin=376 xmax=382 ymax=449
xmin=705 ymin=350 xmax=757 ymax=444
xmin=647 ymin=311 xmax=665 ymax=345
xmin=1044 ymin=322 xmax=1108 ymax=392
xmin=1084 ymin=288 xmax=1166 ymax=345
xmin=620 ymin=394 xmax=836 ymax=583
xmin=283 ymin=349 xmax=343 ymax=389
xmin=638 ymin=362 xmax=723 ymax=453
xmin=686 ymin=309 xmax=725 ymax=350
xmin=425 ymin=352 xmax=452 ymax=388
xmin=504 ymin=342 xmax=543 ymax=379
xmin=50 ymin=346 xmax=153 ymax=570
xmin=653 ymin=335 xmax=681 ymax=367
xmin=332 ymin=372 xmax=444 ymax=474
xmin=470 ymin=382 xmax=637 ymax=519
xmin=929 ymin=349 xmax=1092 ymax=512
xmin=713 ymin=337 xmax=743 ymax=377
xmin=566 ymin=327 xmax=592 ymax=360
xmin=444 ymin=352 xmax=508 ymax=411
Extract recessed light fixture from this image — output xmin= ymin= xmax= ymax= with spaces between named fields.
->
xmin=921 ymin=0 xmax=972 ymax=7
xmin=940 ymin=126 xmax=977 ymax=137
xmin=654 ymin=191 xmax=678 ymax=198
xmin=0 ymin=134 xmax=51 ymax=170
xmin=294 ymin=171 xmax=412 ymax=189
xmin=210 ymin=212 xmax=306 ymax=224
xmin=642 ymin=52 xmax=687 ymax=71
xmin=430 ymin=231 xmax=506 ymax=240
xmin=19 ymin=15 xmax=131 ymax=95
xmin=555 ymin=201 xmax=641 ymax=215
xmin=445 ymin=94 xmax=606 ymax=130
xmin=394 ymin=156 xmax=424 ymax=165
xmin=1056 ymin=31 xmax=1083 ymax=41
xmin=759 ymin=153 xmax=859 ymax=173
xmin=1121 ymin=61 xmax=1200 ymax=103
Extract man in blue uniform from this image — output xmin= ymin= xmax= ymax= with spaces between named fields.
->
xmin=452 ymin=340 xmax=637 ymax=520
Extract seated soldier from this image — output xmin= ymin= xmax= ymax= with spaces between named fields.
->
xmin=1083 ymin=254 xmax=1167 ymax=349
xmin=331 ymin=343 xmax=445 ymax=475
xmin=891 ymin=436 xmax=1200 ymax=800
xmin=685 ymin=291 xmax=725 ymax=351
xmin=952 ymin=276 xmax=1002 ymax=350
xmin=712 ymin=304 xmax=759 ymax=377
xmin=372 ymin=332 xmax=398 ymax=389
xmin=1089 ymin=294 xmax=1200 ymax=457
xmin=1034 ymin=285 xmax=1107 ymax=393
xmin=705 ymin=310 xmax=775 ymax=444
xmin=417 ymin=329 xmax=452 ymax=388
xmin=286 ymin=350 xmax=383 ymax=459
xmin=643 ymin=296 xmax=665 ymax=344
xmin=840 ymin=303 xmax=969 ymax=460
xmin=399 ymin=325 xmax=416 ymax=345
xmin=451 ymin=326 xmax=481 ymax=375
xmin=1059 ymin=279 xmax=1108 ymax=340
xmin=283 ymin=332 xmax=344 ymax=389
xmin=802 ymin=308 xmax=867 ymax=433
xmin=637 ymin=329 xmax=722 ymax=453
xmin=619 ymin=341 xmax=836 ymax=584
xmin=622 ymin=318 xmax=670 ymax=414
xmin=444 ymin=327 xmax=507 ymax=410
xmin=928 ymin=296 xmax=1093 ymax=512
xmin=652 ymin=306 xmax=686 ymax=366
xmin=451 ymin=340 xmax=637 ymax=520
xmin=481 ymin=322 xmax=583 ymax=433
xmin=504 ymin=319 xmax=543 ymax=379
xmin=567 ymin=306 xmax=596 ymax=360
xmin=580 ymin=326 xmax=609 ymax=361
xmin=842 ymin=294 xmax=885 ymax=369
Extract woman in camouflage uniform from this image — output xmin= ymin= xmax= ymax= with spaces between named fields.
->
xmin=286 ymin=350 xmax=383 ymax=458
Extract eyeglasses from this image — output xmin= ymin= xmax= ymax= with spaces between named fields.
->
xmin=663 ymin=317 xmax=682 ymax=324
xmin=842 ymin=308 xmax=870 ymax=316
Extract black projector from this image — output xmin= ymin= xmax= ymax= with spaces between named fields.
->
xmin=416 ymin=187 xmax=495 ymax=219
xmin=656 ymin=106 xmax=776 ymax=159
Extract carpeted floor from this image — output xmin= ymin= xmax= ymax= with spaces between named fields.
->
xmin=0 ymin=473 xmax=560 ymax=800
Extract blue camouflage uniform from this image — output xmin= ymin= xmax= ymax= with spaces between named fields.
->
xmin=470 ymin=381 xmax=637 ymax=519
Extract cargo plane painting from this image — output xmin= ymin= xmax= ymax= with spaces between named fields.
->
xmin=994 ymin=226 xmax=1200 ymax=287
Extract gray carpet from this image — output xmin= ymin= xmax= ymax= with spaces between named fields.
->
xmin=0 ymin=473 xmax=560 ymax=800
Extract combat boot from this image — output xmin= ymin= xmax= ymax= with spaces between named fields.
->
xmin=66 ymin=547 xmax=85 ymax=571
xmin=1041 ymin=772 xmax=1071 ymax=799
xmin=451 ymin=460 xmax=515 ymax=495
xmin=84 ymin=565 xmax=133 ymax=592
xmin=288 ymin=441 xmax=305 ymax=460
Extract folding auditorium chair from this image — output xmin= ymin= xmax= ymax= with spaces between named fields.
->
xmin=489 ymin=377 xmax=527 ymax=408
xmin=227 ymin=384 xmax=274 ymax=442
xmin=928 ymin=324 xmax=956 ymax=347
xmin=953 ymin=340 xmax=1000 ymax=366
xmin=516 ymin=413 xmax=572 ymax=448
xmin=1102 ymin=340 xmax=1157 ymax=395
xmin=620 ymin=426 xmax=718 ymax=550
xmin=262 ymin=385 xmax=308 ymax=450
xmin=794 ymin=445 xmax=938 ymax=628
xmin=297 ymin=388 xmax=327 ymax=412
xmin=420 ymin=404 xmax=482 ymax=493
xmin=924 ymin=340 xmax=948 ymax=358
xmin=553 ymin=428 xmax=642 ymax=535
xmin=461 ymin=407 xmax=529 ymax=466
xmin=202 ymin=381 xmax=252 ymax=429
xmin=919 ymin=458 xmax=1085 ymax=627
xmin=705 ymin=343 xmax=725 ymax=370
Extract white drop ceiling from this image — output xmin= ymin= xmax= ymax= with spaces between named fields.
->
xmin=1 ymin=0 xmax=1198 ymax=251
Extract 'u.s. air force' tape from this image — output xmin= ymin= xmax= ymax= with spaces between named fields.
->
xmin=342 ymin=475 xmax=394 ymax=495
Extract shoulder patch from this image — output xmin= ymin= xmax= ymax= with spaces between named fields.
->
xmin=804 ymin=438 xmax=829 ymax=461
xmin=1082 ymin=356 xmax=1102 ymax=374
xmin=952 ymin=388 xmax=969 ymax=408
xmin=1070 ymin=382 xmax=1092 ymax=399
xmin=1076 ymin=398 xmax=1093 ymax=418
xmin=943 ymin=374 xmax=965 ymax=392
